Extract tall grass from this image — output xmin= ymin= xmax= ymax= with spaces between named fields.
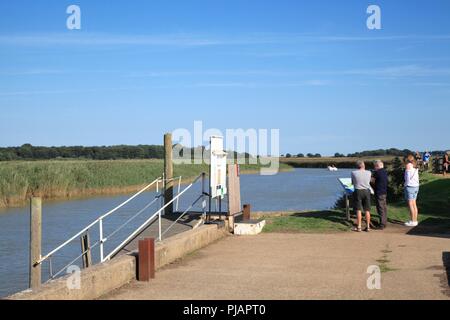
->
xmin=0 ymin=160 xmax=292 ymax=208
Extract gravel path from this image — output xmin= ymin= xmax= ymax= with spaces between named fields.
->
xmin=103 ymin=225 xmax=450 ymax=300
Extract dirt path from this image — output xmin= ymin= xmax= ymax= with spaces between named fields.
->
xmin=103 ymin=226 xmax=450 ymax=300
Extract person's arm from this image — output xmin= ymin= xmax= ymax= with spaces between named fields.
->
xmin=371 ymin=171 xmax=377 ymax=185
xmin=405 ymin=166 xmax=414 ymax=186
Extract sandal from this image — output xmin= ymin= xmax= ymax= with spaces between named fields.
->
xmin=352 ymin=226 xmax=362 ymax=232
xmin=364 ymin=227 xmax=371 ymax=232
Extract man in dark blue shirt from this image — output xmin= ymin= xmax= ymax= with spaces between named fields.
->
xmin=372 ymin=160 xmax=389 ymax=229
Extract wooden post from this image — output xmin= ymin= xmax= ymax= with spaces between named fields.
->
xmin=138 ymin=238 xmax=155 ymax=281
xmin=345 ymin=194 xmax=350 ymax=221
xmin=164 ymin=133 xmax=173 ymax=215
xmin=80 ymin=233 xmax=92 ymax=269
xmin=243 ymin=204 xmax=251 ymax=221
xmin=30 ymin=197 xmax=42 ymax=289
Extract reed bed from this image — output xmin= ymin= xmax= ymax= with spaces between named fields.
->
xmin=0 ymin=159 xmax=292 ymax=208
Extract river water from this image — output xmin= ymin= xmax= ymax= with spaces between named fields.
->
xmin=0 ymin=168 xmax=351 ymax=297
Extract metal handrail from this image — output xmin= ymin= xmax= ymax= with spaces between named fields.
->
xmin=38 ymin=172 xmax=206 ymax=283
xmin=36 ymin=178 xmax=162 ymax=266
xmin=161 ymin=195 xmax=203 ymax=238
xmin=104 ymin=173 xmax=205 ymax=261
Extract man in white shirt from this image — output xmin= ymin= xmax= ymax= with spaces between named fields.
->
xmin=351 ymin=161 xmax=373 ymax=232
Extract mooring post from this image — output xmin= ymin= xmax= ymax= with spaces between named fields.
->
xmin=345 ymin=194 xmax=350 ymax=221
xmin=30 ymin=197 xmax=42 ymax=289
xmin=243 ymin=204 xmax=251 ymax=221
xmin=164 ymin=133 xmax=173 ymax=215
xmin=80 ymin=233 xmax=92 ymax=268
xmin=138 ymin=238 xmax=155 ymax=281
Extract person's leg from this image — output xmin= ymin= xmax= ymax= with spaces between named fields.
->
xmin=356 ymin=210 xmax=362 ymax=229
xmin=354 ymin=190 xmax=363 ymax=230
xmin=365 ymin=210 xmax=371 ymax=230
xmin=413 ymin=199 xmax=419 ymax=223
xmin=363 ymin=191 xmax=371 ymax=231
xmin=375 ymin=196 xmax=382 ymax=226
xmin=407 ymin=200 xmax=415 ymax=222
xmin=380 ymin=195 xmax=388 ymax=227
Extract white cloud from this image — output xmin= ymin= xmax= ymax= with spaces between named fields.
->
xmin=1 ymin=32 xmax=450 ymax=47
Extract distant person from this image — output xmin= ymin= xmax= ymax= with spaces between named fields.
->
xmin=444 ymin=152 xmax=450 ymax=177
xmin=372 ymin=160 xmax=388 ymax=230
xmin=415 ymin=151 xmax=423 ymax=169
xmin=404 ymin=155 xmax=420 ymax=227
xmin=351 ymin=161 xmax=372 ymax=232
xmin=422 ymin=151 xmax=431 ymax=171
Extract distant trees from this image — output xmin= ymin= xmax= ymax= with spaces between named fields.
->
xmin=307 ymin=153 xmax=322 ymax=158
xmin=0 ymin=144 xmax=425 ymax=162
xmin=347 ymin=148 xmax=412 ymax=158
xmin=0 ymin=144 xmax=165 ymax=161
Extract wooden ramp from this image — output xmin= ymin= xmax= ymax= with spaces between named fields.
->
xmin=117 ymin=213 xmax=203 ymax=256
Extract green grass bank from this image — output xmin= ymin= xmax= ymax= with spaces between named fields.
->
xmin=262 ymin=173 xmax=450 ymax=233
xmin=0 ymin=159 xmax=293 ymax=208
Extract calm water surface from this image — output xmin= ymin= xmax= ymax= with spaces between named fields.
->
xmin=0 ymin=168 xmax=351 ymax=297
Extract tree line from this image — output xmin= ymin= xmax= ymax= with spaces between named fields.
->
xmin=0 ymin=144 xmax=254 ymax=162
xmin=0 ymin=144 xmax=165 ymax=161
xmin=284 ymin=148 xmax=424 ymax=159
xmin=1 ymin=144 xmax=445 ymax=162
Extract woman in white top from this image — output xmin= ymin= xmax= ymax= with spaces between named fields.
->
xmin=404 ymin=155 xmax=420 ymax=227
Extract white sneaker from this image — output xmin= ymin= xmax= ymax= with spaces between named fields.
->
xmin=405 ymin=221 xmax=414 ymax=227
xmin=412 ymin=221 xmax=419 ymax=227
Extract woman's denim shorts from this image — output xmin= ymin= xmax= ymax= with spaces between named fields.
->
xmin=405 ymin=186 xmax=420 ymax=201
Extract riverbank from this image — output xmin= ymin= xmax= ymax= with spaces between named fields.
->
xmin=0 ymin=159 xmax=293 ymax=209
xmin=260 ymin=172 xmax=450 ymax=233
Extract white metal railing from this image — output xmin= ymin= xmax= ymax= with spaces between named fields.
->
xmin=104 ymin=173 xmax=206 ymax=261
xmin=36 ymin=173 xmax=207 ymax=282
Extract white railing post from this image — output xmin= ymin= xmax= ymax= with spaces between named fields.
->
xmin=176 ymin=176 xmax=182 ymax=212
xmin=99 ymin=219 xmax=104 ymax=262
xmin=202 ymin=172 xmax=207 ymax=216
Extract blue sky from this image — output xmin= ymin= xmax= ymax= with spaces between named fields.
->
xmin=0 ymin=0 xmax=449 ymax=155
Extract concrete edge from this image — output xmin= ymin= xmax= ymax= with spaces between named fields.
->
xmin=251 ymin=211 xmax=296 ymax=219
xmin=7 ymin=224 xmax=229 ymax=300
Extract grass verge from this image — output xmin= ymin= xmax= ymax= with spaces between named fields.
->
xmin=263 ymin=172 xmax=450 ymax=233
